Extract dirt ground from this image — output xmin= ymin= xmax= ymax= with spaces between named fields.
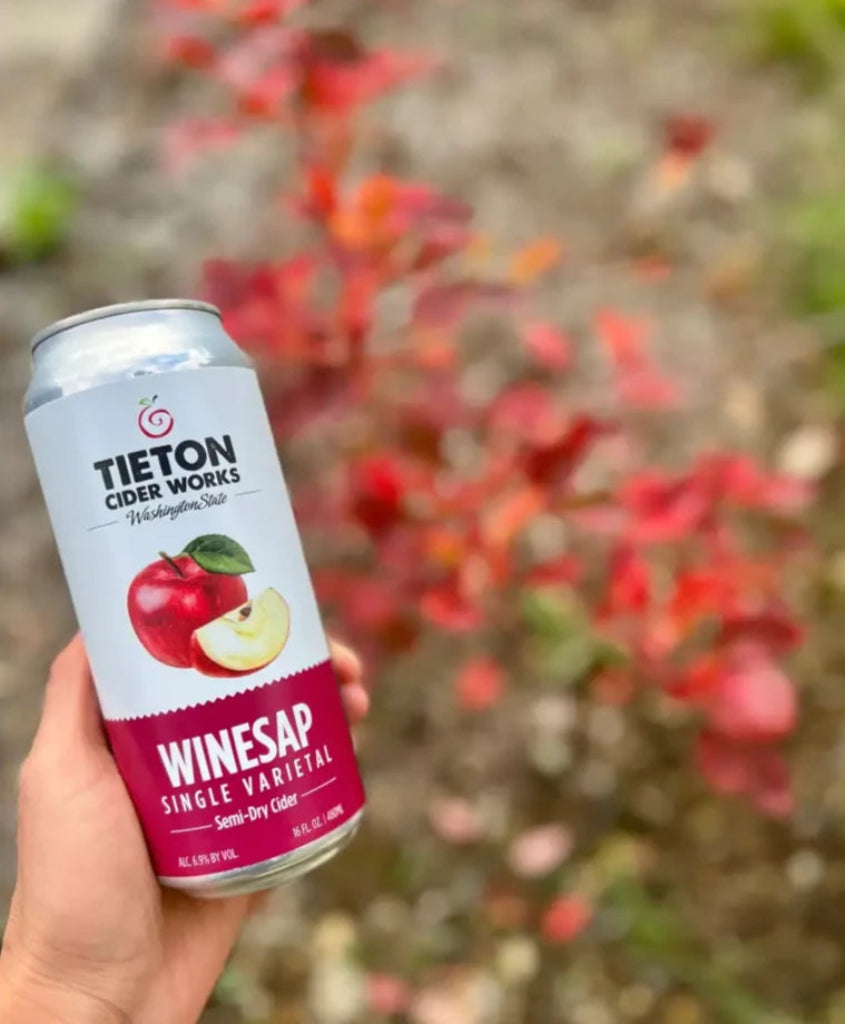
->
xmin=2 ymin=1 xmax=844 ymax=1021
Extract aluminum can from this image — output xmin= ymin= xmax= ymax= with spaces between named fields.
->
xmin=24 ymin=299 xmax=366 ymax=897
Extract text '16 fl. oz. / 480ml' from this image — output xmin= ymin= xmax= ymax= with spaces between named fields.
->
xmin=24 ymin=300 xmax=366 ymax=897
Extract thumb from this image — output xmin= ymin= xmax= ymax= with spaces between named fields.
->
xmin=29 ymin=634 xmax=107 ymax=763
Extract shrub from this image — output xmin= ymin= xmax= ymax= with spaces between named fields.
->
xmin=155 ymin=0 xmax=813 ymax=818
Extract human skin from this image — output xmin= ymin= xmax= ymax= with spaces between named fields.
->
xmin=0 ymin=634 xmax=368 ymax=1024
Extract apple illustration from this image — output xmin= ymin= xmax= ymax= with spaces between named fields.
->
xmin=189 ymin=588 xmax=290 ymax=677
xmin=127 ymin=535 xmax=253 ymax=668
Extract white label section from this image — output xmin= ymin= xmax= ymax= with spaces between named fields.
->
xmin=26 ymin=366 xmax=329 ymax=721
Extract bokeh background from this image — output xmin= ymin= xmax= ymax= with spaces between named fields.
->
xmin=3 ymin=1 xmax=845 ymax=1021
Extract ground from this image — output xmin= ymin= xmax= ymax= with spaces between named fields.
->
xmin=2 ymin=1 xmax=845 ymax=1021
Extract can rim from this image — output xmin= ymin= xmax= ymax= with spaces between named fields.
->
xmin=30 ymin=299 xmax=223 ymax=354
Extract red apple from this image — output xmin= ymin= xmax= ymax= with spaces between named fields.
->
xmin=189 ymin=588 xmax=290 ymax=678
xmin=128 ymin=553 xmax=248 ymax=668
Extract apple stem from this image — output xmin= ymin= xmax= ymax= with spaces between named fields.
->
xmin=159 ymin=551 xmax=185 ymax=578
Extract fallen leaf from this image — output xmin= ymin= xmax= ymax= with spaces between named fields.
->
xmin=456 ymin=657 xmax=505 ymax=712
xmin=509 ymin=237 xmax=562 ymax=284
xmin=481 ymin=487 xmax=545 ymax=549
xmin=522 ymin=322 xmax=573 ymax=370
xmin=508 ymin=824 xmax=573 ymax=878
xmin=428 ymin=796 xmax=485 ymax=844
xmin=366 ymin=973 xmax=412 ymax=1016
xmin=540 ymin=894 xmax=593 ymax=943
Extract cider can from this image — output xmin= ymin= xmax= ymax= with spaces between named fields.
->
xmin=24 ymin=300 xmax=366 ymax=897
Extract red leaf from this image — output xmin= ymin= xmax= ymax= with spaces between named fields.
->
xmin=164 ymin=118 xmax=241 ymax=174
xmin=668 ymin=568 xmax=734 ymax=629
xmin=456 ymin=657 xmax=505 ymax=712
xmin=421 ymin=582 xmax=484 ymax=633
xmin=706 ymin=645 xmax=798 ymax=744
xmin=322 ymin=574 xmax=419 ymax=654
xmin=719 ymin=608 xmax=804 ymax=653
xmin=413 ymin=280 xmax=518 ymax=331
xmin=592 ymin=669 xmax=637 ymax=705
xmin=698 ymin=454 xmax=814 ymax=516
xmin=164 ymin=34 xmax=217 ymax=68
xmin=303 ymin=42 xmax=436 ymax=114
xmin=524 ymin=415 xmax=612 ymax=489
xmin=601 ymin=546 xmax=652 ymax=617
xmin=238 ymin=64 xmax=297 ymax=118
xmin=481 ymin=487 xmax=545 ymax=550
xmin=337 ymin=265 xmax=379 ymax=348
xmin=218 ymin=25 xmax=297 ymax=119
xmin=665 ymin=113 xmax=715 ymax=160
xmin=695 ymin=730 xmax=752 ymax=796
xmin=366 ymin=974 xmax=412 ymax=1017
xmin=595 ymin=308 xmax=650 ymax=364
xmin=235 ymin=0 xmax=306 ymax=27
xmin=523 ymin=322 xmax=573 ymax=370
xmin=488 ymin=383 xmax=561 ymax=447
xmin=348 ymin=455 xmax=407 ymax=537
xmin=620 ymin=471 xmax=709 ymax=544
xmin=201 ymin=255 xmax=324 ymax=361
xmin=751 ymin=747 xmax=794 ymax=819
xmin=412 ymin=221 xmax=474 ymax=271
xmin=571 ymin=504 xmax=627 ymax=537
xmin=509 ymin=237 xmax=563 ymax=284
xmin=156 ymin=0 xmax=220 ymax=9
xmin=524 ymin=555 xmax=583 ymax=588
xmin=665 ymin=654 xmax=721 ymax=703
xmin=617 ymin=367 xmax=681 ymax=409
xmin=696 ymin=731 xmax=793 ymax=819
xmin=595 ymin=309 xmax=680 ymax=410
xmin=301 ymin=165 xmax=338 ymax=219
xmin=540 ymin=895 xmax=593 ymax=944
xmin=330 ymin=176 xmax=471 ymax=263
xmin=397 ymin=378 xmax=470 ymax=461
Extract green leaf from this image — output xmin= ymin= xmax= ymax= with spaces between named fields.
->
xmin=183 ymin=534 xmax=255 ymax=575
xmin=0 ymin=164 xmax=76 ymax=264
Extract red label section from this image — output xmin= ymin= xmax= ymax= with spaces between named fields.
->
xmin=105 ymin=661 xmax=366 ymax=879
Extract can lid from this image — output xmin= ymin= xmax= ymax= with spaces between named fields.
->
xmin=30 ymin=299 xmax=222 ymax=354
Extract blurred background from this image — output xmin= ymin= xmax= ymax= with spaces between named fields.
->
xmin=3 ymin=1 xmax=845 ymax=1021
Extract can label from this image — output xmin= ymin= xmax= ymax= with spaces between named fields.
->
xmin=26 ymin=366 xmax=365 ymax=879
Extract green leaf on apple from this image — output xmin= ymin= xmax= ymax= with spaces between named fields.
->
xmin=182 ymin=534 xmax=255 ymax=575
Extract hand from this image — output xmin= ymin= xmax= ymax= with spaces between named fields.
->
xmin=0 ymin=634 xmax=368 ymax=1024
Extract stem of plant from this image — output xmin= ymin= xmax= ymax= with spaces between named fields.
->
xmin=159 ymin=551 xmax=184 ymax=577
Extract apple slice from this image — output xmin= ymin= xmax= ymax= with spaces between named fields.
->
xmin=189 ymin=588 xmax=290 ymax=677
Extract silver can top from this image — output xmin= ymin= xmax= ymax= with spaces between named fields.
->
xmin=30 ymin=299 xmax=222 ymax=354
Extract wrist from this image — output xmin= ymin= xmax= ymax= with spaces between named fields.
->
xmin=0 ymin=951 xmax=134 ymax=1024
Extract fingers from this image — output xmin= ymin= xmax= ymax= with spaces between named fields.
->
xmin=341 ymin=684 xmax=369 ymax=724
xmin=329 ymin=638 xmax=363 ymax=687
xmin=31 ymin=634 xmax=105 ymax=758
xmin=329 ymin=638 xmax=369 ymax=723
xmin=27 ymin=634 xmax=365 ymax=769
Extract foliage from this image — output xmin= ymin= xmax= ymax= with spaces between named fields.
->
xmin=787 ymin=191 xmax=845 ymax=318
xmin=0 ymin=164 xmax=75 ymax=265
xmin=155 ymin=0 xmax=813 ymax=821
xmin=751 ymin=0 xmax=845 ymax=88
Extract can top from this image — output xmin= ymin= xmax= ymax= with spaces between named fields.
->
xmin=30 ymin=299 xmax=222 ymax=354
